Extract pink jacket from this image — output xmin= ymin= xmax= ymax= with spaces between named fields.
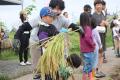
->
xmin=80 ymin=26 xmax=95 ymax=53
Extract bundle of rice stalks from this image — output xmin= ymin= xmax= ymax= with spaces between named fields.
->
xmin=36 ymin=32 xmax=70 ymax=80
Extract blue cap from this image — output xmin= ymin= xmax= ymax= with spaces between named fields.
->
xmin=40 ymin=7 xmax=55 ymax=17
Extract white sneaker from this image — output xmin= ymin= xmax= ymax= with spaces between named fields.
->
xmin=20 ymin=62 xmax=26 ymax=66
xmin=25 ymin=61 xmax=32 ymax=65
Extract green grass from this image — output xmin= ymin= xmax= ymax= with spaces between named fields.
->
xmin=0 ymin=49 xmax=31 ymax=60
xmin=0 ymin=31 xmax=18 ymax=60
xmin=106 ymin=28 xmax=113 ymax=47
xmin=0 ymin=74 xmax=11 ymax=80
xmin=69 ymin=32 xmax=80 ymax=54
xmin=0 ymin=49 xmax=18 ymax=60
xmin=9 ymin=31 xmax=15 ymax=39
xmin=1 ymin=28 xmax=113 ymax=60
xmin=69 ymin=27 xmax=113 ymax=54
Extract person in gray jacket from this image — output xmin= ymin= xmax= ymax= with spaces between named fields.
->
xmin=19 ymin=0 xmax=83 ymax=79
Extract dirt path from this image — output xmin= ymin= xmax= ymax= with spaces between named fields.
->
xmin=0 ymin=60 xmax=32 ymax=79
xmin=14 ymin=47 xmax=120 ymax=80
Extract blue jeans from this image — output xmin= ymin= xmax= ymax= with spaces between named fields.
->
xmin=93 ymin=48 xmax=99 ymax=68
xmin=82 ymin=52 xmax=94 ymax=73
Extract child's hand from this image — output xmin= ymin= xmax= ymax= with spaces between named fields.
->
xmin=99 ymin=48 xmax=103 ymax=53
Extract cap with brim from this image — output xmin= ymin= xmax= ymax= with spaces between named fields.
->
xmin=84 ymin=4 xmax=92 ymax=9
xmin=40 ymin=7 xmax=55 ymax=17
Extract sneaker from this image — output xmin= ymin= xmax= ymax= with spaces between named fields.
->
xmin=99 ymin=71 xmax=106 ymax=77
xmin=116 ymin=54 xmax=120 ymax=57
xmin=103 ymin=59 xmax=107 ymax=63
xmin=20 ymin=62 xmax=26 ymax=66
xmin=25 ymin=61 xmax=32 ymax=65
xmin=95 ymin=72 xmax=103 ymax=78
xmin=95 ymin=72 xmax=105 ymax=78
xmin=118 ymin=55 xmax=120 ymax=57
xmin=33 ymin=74 xmax=41 ymax=80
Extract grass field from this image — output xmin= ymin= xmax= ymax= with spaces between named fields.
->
xmin=0 ymin=27 xmax=113 ymax=60
xmin=0 ymin=49 xmax=17 ymax=60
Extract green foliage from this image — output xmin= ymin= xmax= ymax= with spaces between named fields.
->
xmin=106 ymin=28 xmax=113 ymax=47
xmin=0 ymin=21 xmax=6 ymax=29
xmin=9 ymin=31 xmax=15 ymax=39
xmin=69 ymin=32 xmax=80 ymax=54
xmin=0 ymin=74 xmax=11 ymax=80
xmin=0 ymin=49 xmax=17 ymax=60
xmin=25 ymin=5 xmax=36 ymax=15
xmin=58 ymin=65 xmax=71 ymax=80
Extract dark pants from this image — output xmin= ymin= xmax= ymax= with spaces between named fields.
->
xmin=19 ymin=38 xmax=29 ymax=63
xmin=99 ymin=33 xmax=106 ymax=59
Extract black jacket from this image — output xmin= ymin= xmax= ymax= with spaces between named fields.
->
xmin=14 ymin=22 xmax=32 ymax=44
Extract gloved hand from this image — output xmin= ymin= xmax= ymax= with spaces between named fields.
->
xmin=68 ymin=23 xmax=84 ymax=35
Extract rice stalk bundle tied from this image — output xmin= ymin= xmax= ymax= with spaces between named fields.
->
xmin=35 ymin=28 xmax=80 ymax=80
xmin=36 ymin=32 xmax=70 ymax=80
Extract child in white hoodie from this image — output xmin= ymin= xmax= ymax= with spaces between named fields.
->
xmin=91 ymin=18 xmax=104 ymax=78
xmin=112 ymin=18 xmax=120 ymax=57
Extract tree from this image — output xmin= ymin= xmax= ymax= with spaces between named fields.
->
xmin=25 ymin=4 xmax=36 ymax=15
xmin=0 ymin=21 xmax=6 ymax=30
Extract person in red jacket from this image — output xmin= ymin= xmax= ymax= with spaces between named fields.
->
xmin=80 ymin=12 xmax=95 ymax=80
